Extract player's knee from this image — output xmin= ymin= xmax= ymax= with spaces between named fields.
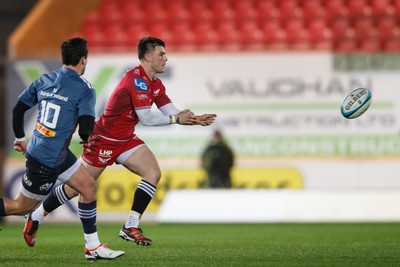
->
xmin=148 ymin=168 xmax=162 ymax=184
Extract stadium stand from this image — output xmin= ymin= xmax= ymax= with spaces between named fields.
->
xmin=8 ymin=0 xmax=400 ymax=55
xmin=69 ymin=0 xmax=400 ymax=53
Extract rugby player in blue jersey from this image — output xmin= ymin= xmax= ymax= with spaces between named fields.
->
xmin=0 ymin=37 xmax=124 ymax=261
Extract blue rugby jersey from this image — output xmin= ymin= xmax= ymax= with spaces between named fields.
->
xmin=18 ymin=67 xmax=95 ymax=168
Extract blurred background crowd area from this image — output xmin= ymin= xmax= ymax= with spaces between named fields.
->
xmin=5 ymin=0 xmax=400 ymax=60
xmin=78 ymin=0 xmax=400 ymax=53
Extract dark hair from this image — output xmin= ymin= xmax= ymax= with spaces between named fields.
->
xmin=137 ymin=36 xmax=165 ymax=60
xmin=61 ymin=37 xmax=88 ymax=66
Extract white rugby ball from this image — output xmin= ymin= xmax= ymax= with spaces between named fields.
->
xmin=341 ymin=88 xmax=372 ymax=119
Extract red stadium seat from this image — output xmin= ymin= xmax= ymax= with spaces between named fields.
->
xmin=239 ymin=20 xmax=265 ymax=51
xmin=382 ymin=37 xmax=400 ymax=52
xmin=166 ymin=1 xmax=189 ymax=24
xmin=334 ymin=37 xmax=357 ymax=53
xmin=325 ymin=0 xmax=348 ymax=19
xmin=86 ymin=31 xmax=106 ymax=51
xmin=358 ymin=37 xmax=381 ymax=53
xmin=330 ymin=16 xmax=351 ymax=38
xmin=170 ymin=24 xmax=196 ymax=52
xmin=394 ymin=0 xmax=400 ymax=13
xmin=233 ymin=1 xmax=257 ymax=22
xmin=289 ymin=28 xmax=311 ymax=50
xmin=126 ymin=24 xmax=147 ymax=46
xmin=144 ymin=2 xmax=166 ymax=23
xmin=267 ymin=29 xmax=288 ymax=51
xmin=307 ymin=17 xmax=333 ymax=50
xmin=260 ymin=19 xmax=281 ymax=43
xmin=103 ymin=24 xmax=129 ymax=48
xmin=284 ymin=18 xmax=304 ymax=40
xmin=122 ymin=2 xmax=145 ymax=24
xmin=352 ymin=16 xmax=375 ymax=40
xmin=193 ymin=22 xmax=219 ymax=51
xmin=347 ymin=0 xmax=371 ymax=16
xmin=216 ymin=21 xmax=241 ymax=51
xmin=256 ymin=0 xmax=280 ymax=22
xmin=370 ymin=0 xmax=394 ymax=15
xmin=376 ymin=16 xmax=397 ymax=39
xmin=82 ymin=11 xmax=101 ymax=28
xmin=188 ymin=1 xmax=212 ymax=23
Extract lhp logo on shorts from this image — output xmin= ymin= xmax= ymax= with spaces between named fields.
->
xmin=98 ymin=149 xmax=113 ymax=164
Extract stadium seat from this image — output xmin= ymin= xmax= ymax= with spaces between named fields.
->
xmin=358 ymin=37 xmax=381 ymax=53
xmin=211 ymin=0 xmax=234 ymax=23
xmin=289 ymin=28 xmax=311 ymax=50
xmin=170 ymin=24 xmax=196 ymax=52
xmin=188 ymin=1 xmax=212 ymax=24
xmin=144 ymin=2 xmax=166 ymax=23
xmin=234 ymin=2 xmax=257 ymax=22
xmin=126 ymin=24 xmax=147 ymax=46
xmin=216 ymin=21 xmax=241 ymax=51
xmin=307 ymin=17 xmax=333 ymax=50
xmin=256 ymin=0 xmax=280 ymax=22
xmin=284 ymin=18 xmax=304 ymax=40
xmin=166 ymin=1 xmax=190 ymax=24
xmin=103 ymin=24 xmax=129 ymax=49
xmin=382 ymin=37 xmax=400 ymax=52
xmin=267 ymin=29 xmax=288 ymax=51
xmin=81 ymin=11 xmax=101 ymax=28
xmin=376 ymin=16 xmax=397 ymax=39
xmin=260 ymin=19 xmax=281 ymax=43
xmin=370 ymin=0 xmax=394 ymax=15
xmin=193 ymin=21 xmax=218 ymax=47
xmin=325 ymin=0 xmax=348 ymax=19
xmin=86 ymin=31 xmax=106 ymax=51
xmin=347 ymin=0 xmax=371 ymax=16
xmin=330 ymin=16 xmax=351 ymax=38
xmin=122 ymin=2 xmax=145 ymax=24
xmin=334 ymin=37 xmax=357 ymax=53
xmin=352 ymin=16 xmax=375 ymax=40
xmin=239 ymin=20 xmax=265 ymax=51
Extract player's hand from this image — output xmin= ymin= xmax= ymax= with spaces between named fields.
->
xmin=196 ymin=114 xmax=217 ymax=126
xmin=177 ymin=109 xmax=197 ymax=125
xmin=14 ymin=140 xmax=27 ymax=154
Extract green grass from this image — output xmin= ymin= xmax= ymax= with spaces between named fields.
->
xmin=0 ymin=222 xmax=400 ymax=266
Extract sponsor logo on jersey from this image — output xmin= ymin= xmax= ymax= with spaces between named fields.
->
xmin=138 ymin=93 xmax=148 ymax=100
xmin=36 ymin=122 xmax=56 ymax=137
xmin=133 ymin=78 xmax=148 ymax=91
xmin=23 ymin=174 xmax=32 ymax=187
xmin=39 ymin=90 xmax=68 ymax=101
xmin=154 ymin=89 xmax=160 ymax=95
xmin=40 ymin=182 xmax=53 ymax=192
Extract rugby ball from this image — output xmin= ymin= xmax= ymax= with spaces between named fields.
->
xmin=341 ymin=88 xmax=372 ymax=119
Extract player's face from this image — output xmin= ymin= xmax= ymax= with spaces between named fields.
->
xmin=150 ymin=46 xmax=168 ymax=73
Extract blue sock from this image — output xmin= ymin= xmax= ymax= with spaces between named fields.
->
xmin=78 ymin=200 xmax=97 ymax=234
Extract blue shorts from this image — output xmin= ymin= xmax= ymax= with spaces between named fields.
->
xmin=21 ymin=149 xmax=78 ymax=200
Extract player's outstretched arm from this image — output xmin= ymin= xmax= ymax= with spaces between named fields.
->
xmin=195 ymin=114 xmax=217 ymax=126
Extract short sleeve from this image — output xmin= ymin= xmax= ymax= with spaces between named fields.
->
xmin=18 ymin=79 xmax=40 ymax=107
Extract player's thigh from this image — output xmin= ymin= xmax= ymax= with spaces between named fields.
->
xmin=65 ymin=164 xmax=97 ymax=198
xmin=122 ymin=145 xmax=161 ymax=181
xmin=81 ymin=160 xmax=105 ymax=181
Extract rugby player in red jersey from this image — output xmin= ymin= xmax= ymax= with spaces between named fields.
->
xmin=24 ymin=36 xmax=216 ymax=246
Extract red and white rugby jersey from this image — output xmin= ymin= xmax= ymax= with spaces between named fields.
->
xmin=94 ymin=65 xmax=172 ymax=140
